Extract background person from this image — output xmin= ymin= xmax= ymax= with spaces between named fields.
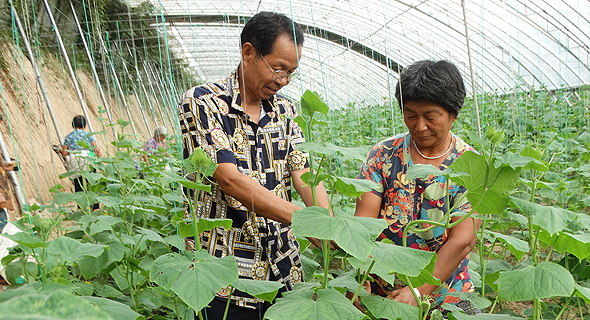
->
xmin=62 ymin=115 xmax=101 ymax=210
xmin=178 ymin=11 xmax=330 ymax=320
xmin=355 ymin=60 xmax=482 ymax=316
xmin=143 ymin=126 xmax=168 ymax=165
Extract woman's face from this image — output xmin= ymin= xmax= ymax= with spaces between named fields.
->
xmin=158 ymin=135 xmax=166 ymax=143
xmin=403 ymin=101 xmax=456 ymax=149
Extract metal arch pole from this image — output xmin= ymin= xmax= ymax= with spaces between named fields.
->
xmin=138 ymin=72 xmax=159 ymax=127
xmin=462 ymin=0 xmax=482 ymax=138
xmin=69 ymin=1 xmax=117 ymax=139
xmin=146 ymin=63 xmax=175 ymax=129
xmin=143 ymin=62 xmax=172 ymax=128
xmin=0 ymin=128 xmax=25 ymax=213
xmin=11 ymin=2 xmax=64 ymax=143
xmin=121 ymin=61 xmax=152 ymax=137
xmin=97 ymin=32 xmax=138 ymax=135
xmin=41 ymin=0 xmax=94 ymax=132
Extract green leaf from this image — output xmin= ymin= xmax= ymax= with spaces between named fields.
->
xmin=405 ymin=164 xmax=446 ymax=181
xmin=494 ymin=153 xmax=547 ymax=172
xmin=79 ymin=215 xmax=123 ymax=235
xmin=265 ymin=287 xmax=365 ymax=320
xmin=54 ymin=192 xmax=84 ymax=205
xmin=297 ymin=142 xmax=368 ymax=162
xmin=485 ymin=231 xmax=529 ymax=261
xmin=361 ymin=295 xmax=419 ymax=320
xmin=574 ymin=283 xmax=590 ymax=304
xmin=450 ymin=151 xmax=520 ymax=215
xmin=301 ymin=90 xmax=329 ymax=116
xmin=92 ymin=283 xmax=125 ymax=299
xmin=177 ymin=180 xmax=212 ymax=192
xmin=177 ymin=218 xmax=233 ymax=238
xmin=509 ymin=197 xmax=576 ymax=235
xmin=448 ymin=312 xmax=526 ymax=319
xmin=136 ymin=227 xmax=165 ymax=243
xmin=329 ymin=272 xmax=369 ymax=296
xmin=82 ymin=296 xmax=143 ymax=320
xmin=185 ymin=147 xmax=218 ymax=177
xmin=443 ymin=292 xmax=492 ymax=309
xmin=348 ymin=257 xmax=395 ymax=284
xmin=333 ymin=177 xmax=382 ymax=198
xmin=537 ymin=231 xmax=590 ymax=261
xmin=48 ymin=237 xmax=107 ymax=262
xmin=292 ymin=206 xmax=387 ymax=260
xmin=79 ymin=250 xmax=109 ymax=280
xmin=118 ymin=138 xmax=143 ymax=149
xmin=150 ymin=251 xmax=238 ymax=311
xmin=301 ymin=254 xmax=320 ymax=282
xmin=0 ymin=290 xmax=112 ymax=320
xmin=497 ymin=262 xmax=575 ymax=301
xmin=232 ymin=279 xmax=284 ymax=302
xmin=370 ymin=241 xmax=438 ymax=287
xmin=2 ymin=232 xmax=47 ymax=249
xmin=96 ymin=196 xmax=122 ymax=207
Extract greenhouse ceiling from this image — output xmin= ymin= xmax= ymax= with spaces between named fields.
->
xmin=127 ymin=0 xmax=590 ymax=108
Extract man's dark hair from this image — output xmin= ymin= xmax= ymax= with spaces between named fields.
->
xmin=241 ymin=11 xmax=304 ymax=56
xmin=395 ymin=60 xmax=466 ymax=118
xmin=72 ymin=115 xmax=87 ymax=129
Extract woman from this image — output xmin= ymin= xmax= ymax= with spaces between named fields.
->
xmin=143 ymin=126 xmax=168 ymax=164
xmin=355 ymin=60 xmax=481 ymax=315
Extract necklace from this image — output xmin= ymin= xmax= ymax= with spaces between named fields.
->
xmin=412 ymin=134 xmax=454 ymax=160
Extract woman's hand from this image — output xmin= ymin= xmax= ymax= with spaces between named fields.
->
xmin=387 ymin=286 xmax=419 ymax=307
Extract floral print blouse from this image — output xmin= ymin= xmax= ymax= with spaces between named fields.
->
xmin=358 ymin=132 xmax=476 ymax=307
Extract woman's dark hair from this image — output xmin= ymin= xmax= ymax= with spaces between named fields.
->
xmin=395 ymin=60 xmax=466 ymax=118
xmin=72 ymin=115 xmax=87 ymax=129
xmin=241 ymin=11 xmax=304 ymax=56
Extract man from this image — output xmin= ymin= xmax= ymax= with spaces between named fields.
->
xmin=178 ymin=11 xmax=329 ymax=320
xmin=62 ymin=115 xmax=102 ymax=210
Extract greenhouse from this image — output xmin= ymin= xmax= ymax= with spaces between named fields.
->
xmin=0 ymin=0 xmax=588 ymax=319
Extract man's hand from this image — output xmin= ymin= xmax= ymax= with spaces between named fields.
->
xmin=306 ymin=237 xmax=339 ymax=250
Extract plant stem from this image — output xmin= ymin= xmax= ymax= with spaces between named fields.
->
xmin=479 ymin=220 xmax=487 ymax=297
xmin=322 ymin=238 xmax=330 ymax=289
xmin=222 ymin=285 xmax=234 ymax=320
xmin=350 ymin=260 xmax=374 ymax=304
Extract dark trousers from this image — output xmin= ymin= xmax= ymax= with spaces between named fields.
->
xmin=201 ymin=297 xmax=270 ymax=320
xmin=73 ymin=176 xmax=99 ymax=210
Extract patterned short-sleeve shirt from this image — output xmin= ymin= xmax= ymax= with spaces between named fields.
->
xmin=63 ymin=129 xmax=96 ymax=151
xmin=144 ymin=137 xmax=166 ymax=155
xmin=178 ymin=68 xmax=309 ymax=309
xmin=358 ymin=132 xmax=476 ymax=307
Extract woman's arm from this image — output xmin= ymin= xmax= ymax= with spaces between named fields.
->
xmin=355 ymin=191 xmax=382 ymax=218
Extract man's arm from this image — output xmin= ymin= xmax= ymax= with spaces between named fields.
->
xmin=214 ymin=163 xmax=300 ymax=225
xmin=62 ymin=145 xmax=69 ymax=157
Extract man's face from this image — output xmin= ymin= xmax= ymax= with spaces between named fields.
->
xmin=244 ymin=34 xmax=302 ymax=101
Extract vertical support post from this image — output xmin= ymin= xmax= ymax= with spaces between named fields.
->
xmin=97 ymin=32 xmax=138 ymax=135
xmin=11 ymin=1 xmax=63 ymax=143
xmin=70 ymin=1 xmax=117 ymax=138
xmin=41 ymin=0 xmax=94 ymax=132
xmin=462 ymin=0 xmax=483 ymax=138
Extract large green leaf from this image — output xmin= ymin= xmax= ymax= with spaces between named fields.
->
xmin=301 ymin=90 xmax=329 ymax=116
xmin=150 ymin=251 xmax=238 ymax=311
xmin=232 ymin=279 xmax=284 ymax=302
xmin=485 ymin=231 xmax=529 ymax=261
xmin=291 ymin=206 xmax=387 ymax=260
xmin=497 ymin=262 xmax=574 ymax=301
xmin=79 ymin=250 xmax=109 ymax=280
xmin=136 ymin=227 xmax=165 ymax=243
xmin=301 ymin=254 xmax=321 ymax=282
xmin=509 ymin=197 xmax=576 ymax=235
xmin=184 ymin=147 xmax=218 ymax=177
xmin=264 ymin=287 xmax=365 ymax=320
xmin=79 ymin=215 xmax=123 ymax=235
xmin=333 ymin=177 xmax=383 ymax=198
xmin=443 ymin=292 xmax=492 ymax=309
xmin=448 ymin=313 xmax=526 ymax=319
xmin=96 ymin=195 xmax=122 ymax=207
xmin=574 ymin=284 xmax=590 ymax=304
xmin=47 ymin=237 xmax=107 ymax=262
xmin=370 ymin=241 xmax=437 ymax=285
xmin=361 ymin=295 xmax=419 ymax=320
xmin=348 ymin=257 xmax=396 ymax=284
xmin=494 ymin=153 xmax=547 ymax=172
xmin=0 ymin=290 xmax=112 ymax=320
xmin=537 ymin=231 xmax=590 ymax=261
xmin=82 ymin=296 xmax=143 ymax=320
xmin=405 ymin=164 xmax=447 ymax=181
xmin=329 ymin=271 xmax=369 ymax=296
xmin=177 ymin=218 xmax=233 ymax=238
xmin=449 ymin=151 xmax=520 ymax=215
xmin=2 ymin=232 xmax=46 ymax=249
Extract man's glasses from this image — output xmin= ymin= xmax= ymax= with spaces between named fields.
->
xmin=260 ymin=55 xmax=299 ymax=83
